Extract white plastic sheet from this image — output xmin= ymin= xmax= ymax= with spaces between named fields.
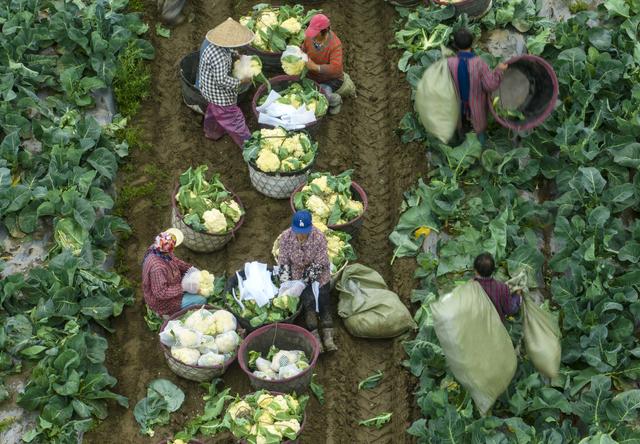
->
xmin=256 ymin=89 xmax=317 ymax=130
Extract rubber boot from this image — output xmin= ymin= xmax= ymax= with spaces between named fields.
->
xmin=311 ymin=330 xmax=325 ymax=353
xmin=329 ymin=103 xmax=342 ymax=115
xmin=321 ymin=328 xmax=338 ymax=352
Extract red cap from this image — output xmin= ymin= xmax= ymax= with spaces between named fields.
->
xmin=305 ymin=14 xmax=330 ymax=38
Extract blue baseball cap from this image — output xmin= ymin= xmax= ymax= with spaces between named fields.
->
xmin=291 ymin=210 xmax=313 ymax=234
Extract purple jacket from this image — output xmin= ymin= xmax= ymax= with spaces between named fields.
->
xmin=475 ymin=277 xmax=521 ymax=321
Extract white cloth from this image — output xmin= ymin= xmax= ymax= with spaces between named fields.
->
xmin=239 ymin=262 xmax=278 ymax=307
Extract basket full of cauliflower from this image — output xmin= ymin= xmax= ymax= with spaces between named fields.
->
xmin=159 ymin=305 xmax=243 ymax=381
xmin=171 ymin=165 xmax=245 ymax=253
xmin=226 ymin=390 xmax=308 ymax=443
xmin=239 ymin=4 xmax=319 ymax=72
xmin=291 ymin=170 xmax=368 ymax=237
xmin=243 ymin=127 xmax=318 ymax=199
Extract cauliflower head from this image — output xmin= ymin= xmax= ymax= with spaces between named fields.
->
xmin=305 ymin=194 xmax=331 ymax=220
xmin=312 ymin=221 xmax=328 ymax=233
xmin=171 ymin=346 xmax=200 ymax=366
xmin=282 ymin=56 xmax=306 ymax=76
xmin=184 ymin=309 xmax=216 ymax=334
xmin=346 ymin=199 xmax=364 ymax=216
xmin=275 ymin=419 xmax=301 ymax=435
xmin=215 ymin=330 xmax=241 ymax=354
xmin=256 ymin=150 xmax=281 ymax=172
xmin=203 ymin=208 xmax=227 ymax=234
xmin=212 ymin=309 xmax=237 ymax=334
xmin=172 ymin=325 xmax=200 ymax=347
xmin=198 ymin=270 xmax=215 ymax=296
xmin=228 ymin=400 xmax=252 ymax=420
xmin=258 ymin=10 xmax=278 ymax=28
xmin=310 ymin=175 xmax=329 ymax=193
xmin=198 ymin=352 xmax=226 ymax=367
xmin=280 ymin=17 xmax=302 ymax=34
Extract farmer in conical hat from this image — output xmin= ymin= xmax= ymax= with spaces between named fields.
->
xmin=142 ymin=229 xmax=207 ymax=316
xmin=301 ymin=13 xmax=356 ymax=116
xmin=198 ymin=18 xmax=254 ymax=148
xmin=276 ymin=210 xmax=337 ymax=352
xmin=448 ymin=28 xmax=508 ymax=145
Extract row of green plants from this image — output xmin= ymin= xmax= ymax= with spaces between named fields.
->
xmin=0 ymin=0 xmax=152 ymax=442
xmin=390 ymin=0 xmax=640 ymax=442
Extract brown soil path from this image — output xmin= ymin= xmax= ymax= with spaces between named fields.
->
xmin=84 ymin=0 xmax=425 ymax=443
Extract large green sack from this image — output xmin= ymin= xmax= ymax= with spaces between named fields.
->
xmin=522 ymin=294 xmax=561 ymax=379
xmin=431 ymin=281 xmax=517 ymax=416
xmin=415 ymin=51 xmax=459 ymax=144
xmin=336 ymin=264 xmax=416 ymax=338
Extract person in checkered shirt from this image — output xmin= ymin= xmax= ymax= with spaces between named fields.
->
xmin=198 ymin=18 xmax=254 ymax=148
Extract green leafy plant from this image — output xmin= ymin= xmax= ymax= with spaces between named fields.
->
xmin=134 ymin=379 xmax=185 ymax=437
xmin=359 ymin=412 xmax=392 ymax=429
xmin=358 ymin=370 xmax=384 ymax=390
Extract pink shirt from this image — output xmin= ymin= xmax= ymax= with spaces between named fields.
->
xmin=447 ymin=56 xmax=503 ymax=133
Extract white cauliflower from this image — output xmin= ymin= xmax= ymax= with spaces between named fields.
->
xmin=275 ymin=419 xmax=301 ymax=435
xmin=279 ymin=17 xmax=301 ymax=34
xmin=306 ymin=194 xmax=331 ymax=220
xmin=233 ymin=55 xmax=263 ymax=81
xmin=184 ymin=308 xmax=216 ymax=334
xmin=310 ymin=175 xmax=329 ymax=193
xmin=171 ymin=346 xmax=200 ymax=366
xmin=258 ymin=10 xmax=278 ymax=27
xmin=282 ymin=133 xmax=302 ymax=155
xmin=198 ymin=352 xmax=227 ymax=367
xmin=198 ymin=335 xmax=218 ymax=354
xmin=212 ymin=309 xmax=237 ymax=334
xmin=172 ymin=325 xmax=201 ymax=348
xmin=228 ymin=400 xmax=252 ymax=420
xmin=198 ymin=270 xmax=215 ymax=296
xmin=254 ymin=370 xmax=277 ymax=380
xmin=346 ymin=199 xmax=364 ymax=215
xmin=256 ymin=357 xmax=273 ymax=373
xmin=327 ymin=235 xmax=344 ymax=257
xmin=278 ymin=363 xmax=303 ymax=379
xmin=203 ymin=208 xmax=227 ymax=234
xmin=221 ymin=200 xmax=242 ymax=223
xmin=239 ymin=16 xmax=251 ymax=27
xmin=257 ymin=393 xmax=274 ymax=409
xmin=215 ymin=331 xmax=241 ymax=354
xmin=312 ymin=220 xmax=328 ymax=233
xmin=256 ymin=150 xmax=281 ymax=172
xmin=159 ymin=320 xmax=183 ymax=347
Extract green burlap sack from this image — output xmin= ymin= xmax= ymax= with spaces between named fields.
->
xmin=335 ymin=72 xmax=356 ymax=98
xmin=336 ymin=264 xmax=416 ymax=339
xmin=415 ymin=51 xmax=459 ymax=144
xmin=522 ymin=294 xmax=561 ymax=379
xmin=431 ymin=280 xmax=517 ymax=416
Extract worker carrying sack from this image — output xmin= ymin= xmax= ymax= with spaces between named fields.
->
xmin=415 ymin=48 xmax=459 ymax=144
xmin=431 ymin=280 xmax=517 ymax=416
xmin=336 ymin=264 xmax=415 ymax=338
xmin=507 ymin=271 xmax=562 ymax=380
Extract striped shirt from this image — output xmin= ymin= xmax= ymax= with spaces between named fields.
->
xmin=447 ymin=56 xmax=503 ymax=133
xmin=198 ymin=44 xmax=240 ymax=106
xmin=475 ymin=277 xmax=521 ymax=321
xmin=302 ymin=31 xmax=344 ymax=84
xmin=142 ymin=247 xmax=192 ymax=315
xmin=277 ymin=227 xmax=331 ymax=286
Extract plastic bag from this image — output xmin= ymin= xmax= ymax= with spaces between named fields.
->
xmin=198 ymin=352 xmax=226 ymax=367
xmin=184 ymin=307 xmax=216 ymax=334
xmin=431 ymin=280 xmax=517 ymax=416
xmin=270 ymin=350 xmax=301 ymax=372
xmin=522 ymin=295 xmax=561 ymax=379
xmin=278 ymin=280 xmax=307 ymax=298
xmin=159 ymin=320 xmax=183 ymax=347
xmin=182 ymin=267 xmax=201 ymax=294
xmin=336 ymin=264 xmax=416 ymax=338
xmin=256 ymin=357 xmax=273 ymax=373
xmin=171 ymin=346 xmax=200 ymax=366
xmin=415 ymin=49 xmax=459 ymax=144
xmin=311 ymin=281 xmax=320 ymax=312
xmin=239 ymin=262 xmax=278 ymax=308
xmin=232 ymin=55 xmax=257 ymax=81
xmin=197 ymin=335 xmax=218 ymax=354
xmin=279 ymin=364 xmax=303 ymax=379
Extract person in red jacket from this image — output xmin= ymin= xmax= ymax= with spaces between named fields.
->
xmin=141 ymin=229 xmax=206 ymax=316
xmin=301 ymin=14 xmax=345 ymax=115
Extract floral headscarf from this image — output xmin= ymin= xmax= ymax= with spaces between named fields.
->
xmin=154 ymin=231 xmax=177 ymax=254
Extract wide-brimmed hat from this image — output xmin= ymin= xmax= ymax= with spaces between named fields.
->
xmin=164 ymin=228 xmax=184 ymax=247
xmin=206 ymin=18 xmax=255 ymax=48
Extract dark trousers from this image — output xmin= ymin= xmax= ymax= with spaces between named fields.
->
xmin=301 ymin=283 xmax=333 ymax=330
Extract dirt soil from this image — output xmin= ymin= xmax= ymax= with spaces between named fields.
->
xmin=84 ymin=0 xmax=427 ymax=443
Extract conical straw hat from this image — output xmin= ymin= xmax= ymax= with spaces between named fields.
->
xmin=206 ymin=18 xmax=255 ymax=48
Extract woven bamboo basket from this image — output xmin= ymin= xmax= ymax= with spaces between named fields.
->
xmin=159 ymin=305 xmax=245 ymax=382
xmin=431 ymin=0 xmax=492 ymax=18
xmin=171 ymin=183 xmax=245 ymax=253
xmin=247 ymin=158 xmax=314 ymax=199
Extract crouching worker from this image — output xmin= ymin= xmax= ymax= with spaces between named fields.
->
xmin=199 ymin=18 xmax=254 ymax=148
xmin=473 ymin=252 xmax=521 ymax=321
xmin=277 ymin=210 xmax=337 ymax=352
xmin=142 ymin=229 xmax=207 ymax=316
xmin=302 ymin=14 xmax=356 ymax=115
